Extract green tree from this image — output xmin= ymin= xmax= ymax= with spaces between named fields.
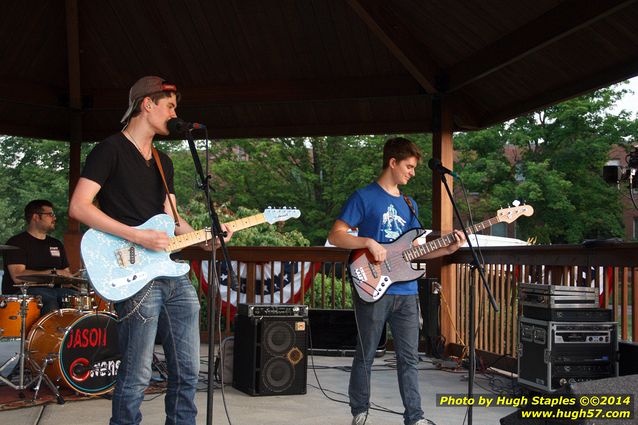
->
xmin=455 ymin=85 xmax=638 ymax=244
xmin=199 ymin=134 xmax=433 ymax=245
xmin=0 ymin=137 xmax=70 ymax=242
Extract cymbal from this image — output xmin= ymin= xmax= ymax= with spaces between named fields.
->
xmin=16 ymin=274 xmax=88 ymax=286
xmin=0 ymin=244 xmax=19 ymax=251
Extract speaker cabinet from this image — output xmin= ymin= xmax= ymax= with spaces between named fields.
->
xmin=619 ymin=341 xmax=638 ymax=376
xmin=308 ymin=308 xmax=386 ymax=356
xmin=418 ymin=278 xmax=441 ymax=356
xmin=233 ymin=314 xmax=308 ymax=396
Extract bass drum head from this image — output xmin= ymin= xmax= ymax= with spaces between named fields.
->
xmin=27 ymin=309 xmax=120 ymax=395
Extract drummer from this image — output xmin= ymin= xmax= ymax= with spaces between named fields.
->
xmin=2 ymin=199 xmax=77 ymax=314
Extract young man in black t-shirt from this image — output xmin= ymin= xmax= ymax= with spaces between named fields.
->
xmin=2 ymin=199 xmax=76 ymax=314
xmin=69 ymin=76 xmax=231 ymax=425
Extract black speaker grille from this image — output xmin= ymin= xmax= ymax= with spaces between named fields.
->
xmin=233 ymin=314 xmax=307 ymax=396
xmin=262 ymin=321 xmax=295 ymax=356
xmin=262 ymin=356 xmax=295 ymax=393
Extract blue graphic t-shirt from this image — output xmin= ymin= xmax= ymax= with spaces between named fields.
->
xmin=338 ymin=182 xmax=421 ymax=295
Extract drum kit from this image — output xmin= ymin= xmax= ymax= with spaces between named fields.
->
xmin=0 ymin=245 xmax=120 ymax=401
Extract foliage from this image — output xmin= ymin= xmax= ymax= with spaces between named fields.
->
xmin=304 ymin=272 xmax=353 ymax=309
xmin=181 ymin=200 xmax=310 ymax=247
xmin=0 ymin=137 xmax=94 ymax=242
xmin=455 ymin=85 xmax=638 ymax=244
xmin=1 ymin=84 xmax=637 ymax=248
xmin=194 ymin=134 xmax=433 ymax=245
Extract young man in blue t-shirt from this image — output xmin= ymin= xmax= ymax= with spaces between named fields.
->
xmin=328 ymin=137 xmax=465 ymax=425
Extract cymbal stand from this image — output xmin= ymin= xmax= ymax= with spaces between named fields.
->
xmin=0 ymin=287 xmax=64 ymax=404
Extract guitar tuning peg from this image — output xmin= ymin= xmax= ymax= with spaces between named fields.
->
xmin=512 ymin=200 xmax=521 ymax=207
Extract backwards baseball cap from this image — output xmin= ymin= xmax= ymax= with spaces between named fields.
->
xmin=120 ymin=76 xmax=178 ymax=124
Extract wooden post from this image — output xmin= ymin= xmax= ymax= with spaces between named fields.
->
xmin=430 ymin=96 xmax=457 ymax=350
xmin=63 ymin=0 xmax=83 ymax=272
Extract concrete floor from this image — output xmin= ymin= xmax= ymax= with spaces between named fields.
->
xmin=0 ymin=346 xmax=518 ymax=425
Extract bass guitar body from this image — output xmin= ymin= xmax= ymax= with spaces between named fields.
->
xmin=348 ymin=228 xmax=426 ymax=303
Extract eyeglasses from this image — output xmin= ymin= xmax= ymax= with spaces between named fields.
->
xmin=37 ymin=212 xmax=56 ymax=217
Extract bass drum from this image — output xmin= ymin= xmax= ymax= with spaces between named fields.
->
xmin=26 ymin=309 xmax=120 ymax=395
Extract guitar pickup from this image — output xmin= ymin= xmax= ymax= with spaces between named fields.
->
xmin=368 ymin=263 xmax=378 ymax=279
xmin=383 ymin=260 xmax=392 ymax=272
xmin=116 ymin=246 xmax=137 ymax=268
xmin=110 ymin=272 xmax=148 ymax=288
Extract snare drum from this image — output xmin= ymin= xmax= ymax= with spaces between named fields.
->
xmin=26 ymin=309 xmax=120 ymax=395
xmin=0 ymin=295 xmax=41 ymax=338
xmin=61 ymin=295 xmax=95 ymax=311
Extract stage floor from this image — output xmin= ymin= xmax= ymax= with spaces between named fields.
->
xmin=0 ymin=346 xmax=517 ymax=425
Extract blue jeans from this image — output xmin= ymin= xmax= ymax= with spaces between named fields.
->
xmin=27 ymin=287 xmax=77 ymax=315
xmin=110 ymin=275 xmax=200 ymax=425
xmin=349 ymin=294 xmax=423 ymax=425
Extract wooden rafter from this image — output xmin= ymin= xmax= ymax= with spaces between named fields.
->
xmin=446 ymin=0 xmax=638 ymax=93
xmin=347 ymin=0 xmax=440 ymax=94
xmin=479 ymin=56 xmax=638 ymax=127
xmin=57 ymin=76 xmax=424 ymax=110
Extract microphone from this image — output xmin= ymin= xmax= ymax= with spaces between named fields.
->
xmin=428 ymin=158 xmax=458 ymax=178
xmin=167 ymin=117 xmax=206 ymax=136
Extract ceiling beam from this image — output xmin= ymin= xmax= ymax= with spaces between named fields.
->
xmin=446 ymin=0 xmax=638 ymax=93
xmin=0 ymin=76 xmax=425 ymax=110
xmin=89 ymin=76 xmax=426 ymax=110
xmin=0 ymin=79 xmax=66 ymax=109
xmin=347 ymin=0 xmax=440 ymax=94
xmin=478 ymin=57 xmax=638 ymax=129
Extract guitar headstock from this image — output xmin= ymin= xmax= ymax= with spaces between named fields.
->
xmin=263 ymin=207 xmax=301 ymax=224
xmin=496 ymin=204 xmax=534 ymax=223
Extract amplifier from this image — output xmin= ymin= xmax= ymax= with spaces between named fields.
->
xmin=519 ymin=283 xmax=598 ymax=309
xmin=518 ymin=317 xmax=617 ymax=393
xmin=237 ymin=303 xmax=308 ymax=318
xmin=522 ymin=306 xmax=612 ymax=322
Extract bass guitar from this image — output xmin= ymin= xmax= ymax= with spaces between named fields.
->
xmin=81 ymin=207 xmax=301 ymax=302
xmin=348 ymin=204 xmax=534 ymax=303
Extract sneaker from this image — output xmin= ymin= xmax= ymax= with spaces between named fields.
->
xmin=410 ymin=420 xmax=428 ymax=425
xmin=352 ymin=412 xmax=368 ymax=425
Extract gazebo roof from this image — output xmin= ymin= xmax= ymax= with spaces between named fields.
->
xmin=1 ymin=0 xmax=638 ymax=141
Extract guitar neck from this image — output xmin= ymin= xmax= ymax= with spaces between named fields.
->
xmin=403 ymin=216 xmax=501 ymax=261
xmin=166 ymin=213 xmax=267 ymax=252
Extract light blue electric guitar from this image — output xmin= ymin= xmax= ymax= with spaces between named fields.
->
xmin=81 ymin=208 xmax=301 ymax=302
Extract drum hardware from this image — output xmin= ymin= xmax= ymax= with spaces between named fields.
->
xmin=30 ymin=354 xmax=58 ymax=402
xmin=16 ymin=274 xmax=89 ymax=287
xmin=0 ymin=285 xmax=65 ymax=404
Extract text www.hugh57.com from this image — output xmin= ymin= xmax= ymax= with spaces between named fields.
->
xmin=521 ymin=408 xmax=631 ymax=420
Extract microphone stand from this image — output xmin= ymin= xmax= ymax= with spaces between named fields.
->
xmin=436 ymin=171 xmax=499 ymax=425
xmin=183 ymin=129 xmax=237 ymax=425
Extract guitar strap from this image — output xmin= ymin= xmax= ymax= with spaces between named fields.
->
xmin=152 ymin=147 xmax=180 ymax=226
xmin=403 ymin=194 xmax=423 ymax=228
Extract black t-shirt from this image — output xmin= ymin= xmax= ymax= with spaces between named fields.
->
xmin=2 ymin=232 xmax=70 ymax=294
xmin=81 ymin=132 xmax=174 ymax=226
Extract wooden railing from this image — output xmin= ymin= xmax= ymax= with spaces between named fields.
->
xmin=176 ymin=243 xmax=638 ymax=362
xmin=176 ymin=246 xmax=350 ymax=338
xmin=446 ymin=243 xmax=638 ymax=371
